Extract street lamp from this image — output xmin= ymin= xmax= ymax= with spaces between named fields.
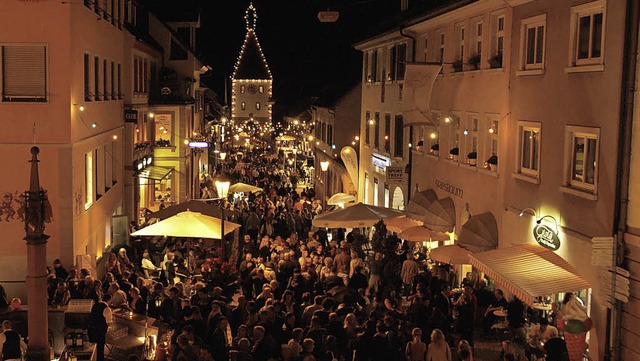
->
xmin=215 ymin=175 xmax=231 ymax=260
xmin=320 ymin=160 xmax=329 ymax=212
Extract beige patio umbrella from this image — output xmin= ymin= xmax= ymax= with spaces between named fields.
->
xmin=383 ymin=217 xmax=423 ymax=233
xmin=131 ymin=210 xmax=240 ymax=239
xmin=276 ymin=135 xmax=296 ymax=141
xmin=312 ymin=202 xmax=405 ymax=228
xmin=429 ymin=244 xmax=472 ymax=264
xmin=398 ymin=226 xmax=450 ymax=242
xmin=149 ymin=199 xmax=238 ymax=220
xmin=423 ymin=197 xmax=456 ymax=232
xmin=406 ymin=189 xmax=438 ymax=221
xmin=228 ymin=182 xmax=263 ymax=194
xmin=327 ymin=192 xmax=356 ymax=205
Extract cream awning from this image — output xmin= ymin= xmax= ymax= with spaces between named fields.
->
xmin=327 ymin=193 xmax=356 ymax=205
xmin=469 ymin=244 xmax=591 ymax=305
xmin=458 ymin=212 xmax=499 ymax=252
xmin=398 ymin=226 xmax=450 ymax=242
xmin=312 ymin=202 xmax=405 ymax=228
xmin=131 ymin=210 xmax=240 ymax=239
xmin=228 ymin=182 xmax=263 ymax=194
xmin=429 ymin=244 xmax=472 ymax=265
xmin=423 ymin=197 xmax=456 ymax=232
xmin=406 ymin=189 xmax=438 ymax=221
xmin=384 ymin=217 xmax=423 ymax=233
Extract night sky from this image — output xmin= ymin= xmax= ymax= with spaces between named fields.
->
xmin=145 ymin=0 xmax=403 ymax=114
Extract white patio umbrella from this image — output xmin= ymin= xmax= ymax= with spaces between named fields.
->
xmin=312 ymin=202 xmax=405 ymax=228
xmin=398 ymin=226 xmax=450 ymax=242
xmin=130 ymin=210 xmax=240 ymax=239
xmin=429 ymin=244 xmax=472 ymax=264
xmin=228 ymin=182 xmax=263 ymax=194
xmin=383 ymin=217 xmax=423 ymax=233
xmin=327 ymin=192 xmax=356 ymax=206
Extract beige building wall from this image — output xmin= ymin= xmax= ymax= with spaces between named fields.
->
xmin=0 ymin=1 xmax=126 ymax=300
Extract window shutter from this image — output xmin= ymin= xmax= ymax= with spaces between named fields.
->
xmin=2 ymin=46 xmax=46 ymax=101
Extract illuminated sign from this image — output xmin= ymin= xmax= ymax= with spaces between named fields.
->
xmin=372 ymin=154 xmax=390 ymax=174
xmin=533 ymin=223 xmax=560 ymax=250
xmin=188 ymin=141 xmax=209 ymax=148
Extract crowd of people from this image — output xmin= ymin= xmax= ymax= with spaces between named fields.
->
xmin=4 ymin=151 xmax=579 ymax=361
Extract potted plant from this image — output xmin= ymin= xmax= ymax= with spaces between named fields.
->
xmin=486 ymin=155 xmax=498 ymax=171
xmin=452 ymin=59 xmax=464 ymax=73
xmin=416 ymin=140 xmax=424 ymax=152
xmin=430 ymin=144 xmax=439 ymax=156
xmin=488 ymin=53 xmax=503 ymax=69
xmin=449 ymin=147 xmax=459 ymax=161
xmin=468 ymin=53 xmax=481 ymax=70
xmin=467 ymin=151 xmax=477 ymax=166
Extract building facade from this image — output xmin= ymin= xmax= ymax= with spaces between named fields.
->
xmin=356 ymin=0 xmax=633 ymax=359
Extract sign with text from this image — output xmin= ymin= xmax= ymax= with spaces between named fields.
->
xmin=435 ymin=179 xmax=463 ymax=198
xmin=386 ymin=166 xmax=404 ymax=184
xmin=124 ymin=109 xmax=138 ymax=123
xmin=533 ymin=223 xmax=561 ymax=250
xmin=372 ymin=153 xmax=390 ymax=174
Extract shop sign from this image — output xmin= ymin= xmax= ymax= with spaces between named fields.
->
xmin=435 ymin=179 xmax=463 ymax=198
xmin=533 ymin=224 xmax=560 ymax=250
xmin=386 ymin=166 xmax=404 ymax=184
xmin=372 ymin=154 xmax=390 ymax=174
xmin=124 ymin=109 xmax=138 ymax=123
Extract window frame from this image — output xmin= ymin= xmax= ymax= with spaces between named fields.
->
xmin=474 ymin=19 xmax=483 ymax=60
xmin=455 ymin=22 xmax=466 ymax=63
xmin=569 ymin=1 xmax=606 ymax=67
xmin=393 ymin=114 xmax=404 ymax=158
xmin=564 ymin=125 xmax=600 ymax=193
xmin=519 ymin=14 xmax=547 ymax=71
xmin=438 ymin=29 xmax=446 ymax=63
xmin=1 ymin=44 xmax=48 ymax=102
xmin=516 ymin=121 xmax=541 ymax=178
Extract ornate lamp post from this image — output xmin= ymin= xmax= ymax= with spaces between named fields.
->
xmin=23 ymin=146 xmax=50 ymax=359
xmin=215 ymin=175 xmax=230 ymax=260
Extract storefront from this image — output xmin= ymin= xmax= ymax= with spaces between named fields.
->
xmin=134 ymin=156 xmax=174 ymax=224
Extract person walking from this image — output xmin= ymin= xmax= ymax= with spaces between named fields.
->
xmin=88 ymin=299 xmax=112 ymax=361
xmin=0 ymin=320 xmax=27 ymax=361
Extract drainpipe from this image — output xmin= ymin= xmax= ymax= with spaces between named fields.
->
xmin=610 ymin=0 xmax=640 ymax=360
xmin=400 ymin=27 xmax=416 ymax=203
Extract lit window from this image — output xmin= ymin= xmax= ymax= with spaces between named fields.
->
xmin=565 ymin=126 xmax=599 ymax=192
xmin=241 ymin=102 xmax=246 ymax=110
xmin=255 ymin=102 xmax=261 ymax=110
xmin=259 ymin=85 xmax=264 ymax=93
xmin=240 ymin=85 xmax=245 ymax=93
xmin=85 ymin=150 xmax=95 ymax=209
xmin=154 ymin=114 xmax=172 ymax=145
xmin=517 ymin=121 xmax=541 ymax=177
xmin=570 ymin=1 xmax=605 ymax=67
xmin=519 ymin=14 xmax=546 ymax=71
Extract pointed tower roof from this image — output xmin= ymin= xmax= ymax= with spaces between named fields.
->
xmin=232 ymin=3 xmax=273 ymax=80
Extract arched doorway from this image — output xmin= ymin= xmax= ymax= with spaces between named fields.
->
xmin=392 ymin=187 xmax=405 ymax=210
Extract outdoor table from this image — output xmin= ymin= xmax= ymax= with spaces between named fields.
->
xmin=493 ymin=309 xmax=508 ymax=317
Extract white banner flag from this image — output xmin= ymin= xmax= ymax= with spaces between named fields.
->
xmin=401 ymin=63 xmax=442 ymax=127
xmin=340 ymin=146 xmax=359 ymax=193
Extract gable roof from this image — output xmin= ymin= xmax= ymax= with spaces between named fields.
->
xmin=232 ymin=3 xmax=272 ymax=80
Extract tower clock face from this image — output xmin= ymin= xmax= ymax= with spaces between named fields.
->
xmin=247 ymin=84 xmax=258 ymax=94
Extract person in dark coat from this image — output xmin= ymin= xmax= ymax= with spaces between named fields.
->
xmin=210 ymin=317 xmax=230 ymax=361
xmin=88 ymin=299 xmax=112 ymax=361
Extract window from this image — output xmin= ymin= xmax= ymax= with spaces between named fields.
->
xmin=446 ymin=113 xmax=461 ymax=160
xmin=94 ymin=56 xmax=101 ymax=100
xmin=371 ymin=50 xmax=378 ymax=83
xmin=373 ymin=178 xmax=379 ymax=207
xmin=143 ymin=59 xmax=148 ymax=94
xmin=490 ymin=12 xmax=505 ymax=67
xmin=384 ymin=113 xmax=391 ymax=153
xmin=364 ymin=52 xmax=370 ymax=83
xmin=455 ymin=23 xmax=465 ymax=62
xmin=364 ymin=173 xmax=370 ymax=204
xmin=570 ymin=1 xmax=605 ymax=67
xmin=85 ymin=150 xmax=95 ymax=210
xmin=389 ymin=45 xmax=397 ymax=81
xmin=519 ymin=14 xmax=546 ymax=71
xmin=116 ymin=0 xmax=122 ymax=29
xmin=396 ymin=43 xmax=407 ymax=81
xmin=84 ymin=53 xmax=91 ymax=101
xmin=394 ymin=115 xmax=404 ymax=157
xmin=1 ymin=45 xmax=47 ymax=102
xmin=327 ymin=125 xmax=333 ymax=146
xmin=365 ymin=111 xmax=371 ymax=145
xmin=103 ymin=59 xmax=107 ymax=99
xmin=110 ymin=0 xmax=115 ymax=25
xmin=484 ymin=114 xmax=500 ymax=168
xmin=474 ymin=20 xmax=483 ymax=58
xmin=133 ymin=57 xmax=139 ymax=93
xmin=170 ymin=37 xmax=188 ymax=60
xmin=438 ymin=31 xmax=445 ymax=63
xmin=255 ymin=102 xmax=261 ymax=110
xmin=321 ymin=123 xmax=326 ymax=142
xmin=428 ymin=112 xmax=440 ymax=154
xmin=384 ymin=184 xmax=390 ymax=208
xmin=374 ymin=112 xmax=380 ymax=149
xmin=95 ymin=0 xmax=101 ymax=16
xmin=464 ymin=113 xmax=479 ymax=162
xmin=110 ymin=61 xmax=115 ymax=100
xmin=240 ymin=85 xmax=245 ymax=94
xmin=241 ymin=102 xmax=246 ymax=110
xmin=517 ymin=121 xmax=541 ymax=177
xmin=104 ymin=144 xmax=113 ymax=191
xmin=423 ymin=36 xmax=429 ymax=62
xmin=155 ymin=114 xmax=172 ymax=144
xmin=565 ymin=126 xmax=599 ymax=192
xmin=117 ymin=63 xmax=122 ymax=99
xmin=259 ymin=85 xmax=264 ymax=93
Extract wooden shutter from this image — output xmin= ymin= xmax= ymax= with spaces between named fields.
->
xmin=2 ymin=46 xmax=46 ymax=101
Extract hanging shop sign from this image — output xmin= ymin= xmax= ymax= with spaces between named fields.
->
xmin=386 ymin=166 xmax=404 ymax=184
xmin=372 ymin=154 xmax=390 ymax=174
xmin=533 ymin=223 xmax=561 ymax=250
xmin=124 ymin=109 xmax=138 ymax=123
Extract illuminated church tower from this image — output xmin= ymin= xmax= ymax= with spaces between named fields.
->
xmin=231 ymin=3 xmax=273 ymax=129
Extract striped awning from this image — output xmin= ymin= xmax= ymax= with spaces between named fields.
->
xmin=469 ymin=244 xmax=590 ymax=306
